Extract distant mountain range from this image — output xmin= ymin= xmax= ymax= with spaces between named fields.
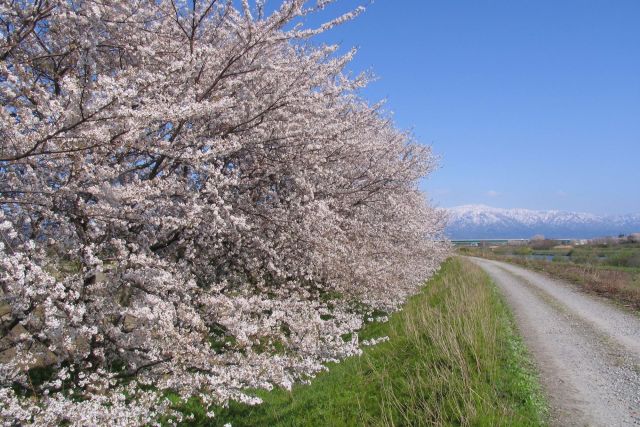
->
xmin=446 ymin=205 xmax=640 ymax=240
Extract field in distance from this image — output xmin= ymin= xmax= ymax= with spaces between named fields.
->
xmin=459 ymin=238 xmax=640 ymax=311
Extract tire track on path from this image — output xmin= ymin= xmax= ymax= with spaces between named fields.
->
xmin=469 ymin=257 xmax=640 ymax=426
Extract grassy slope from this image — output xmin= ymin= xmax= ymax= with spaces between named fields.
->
xmin=173 ymin=258 xmax=547 ymax=426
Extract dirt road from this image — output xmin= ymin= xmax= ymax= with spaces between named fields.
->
xmin=470 ymin=257 xmax=640 ymax=426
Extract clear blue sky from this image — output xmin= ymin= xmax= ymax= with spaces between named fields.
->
xmin=304 ymin=0 xmax=640 ymax=215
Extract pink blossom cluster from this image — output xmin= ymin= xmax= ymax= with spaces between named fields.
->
xmin=0 ymin=1 xmax=450 ymax=425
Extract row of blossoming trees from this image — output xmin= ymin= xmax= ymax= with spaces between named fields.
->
xmin=0 ymin=0 xmax=449 ymax=425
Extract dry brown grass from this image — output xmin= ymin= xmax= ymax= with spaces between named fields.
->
xmin=474 ymin=254 xmax=640 ymax=311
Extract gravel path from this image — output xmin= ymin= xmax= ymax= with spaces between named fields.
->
xmin=469 ymin=257 xmax=640 ymax=427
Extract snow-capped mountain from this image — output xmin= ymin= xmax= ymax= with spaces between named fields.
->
xmin=446 ymin=205 xmax=640 ymax=240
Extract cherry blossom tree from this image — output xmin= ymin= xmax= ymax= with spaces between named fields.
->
xmin=0 ymin=0 xmax=449 ymax=424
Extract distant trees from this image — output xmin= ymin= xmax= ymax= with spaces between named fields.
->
xmin=0 ymin=1 xmax=448 ymax=424
xmin=529 ymin=236 xmax=559 ymax=250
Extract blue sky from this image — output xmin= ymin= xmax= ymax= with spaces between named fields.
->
xmin=303 ymin=0 xmax=640 ymax=215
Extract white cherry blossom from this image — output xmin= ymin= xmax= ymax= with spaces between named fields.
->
xmin=0 ymin=1 xmax=449 ymax=424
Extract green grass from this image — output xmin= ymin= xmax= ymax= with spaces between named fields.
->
xmin=169 ymin=258 xmax=547 ymax=426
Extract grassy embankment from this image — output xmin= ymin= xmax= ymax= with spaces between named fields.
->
xmin=170 ymin=258 xmax=547 ymax=426
xmin=461 ymin=245 xmax=640 ymax=311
